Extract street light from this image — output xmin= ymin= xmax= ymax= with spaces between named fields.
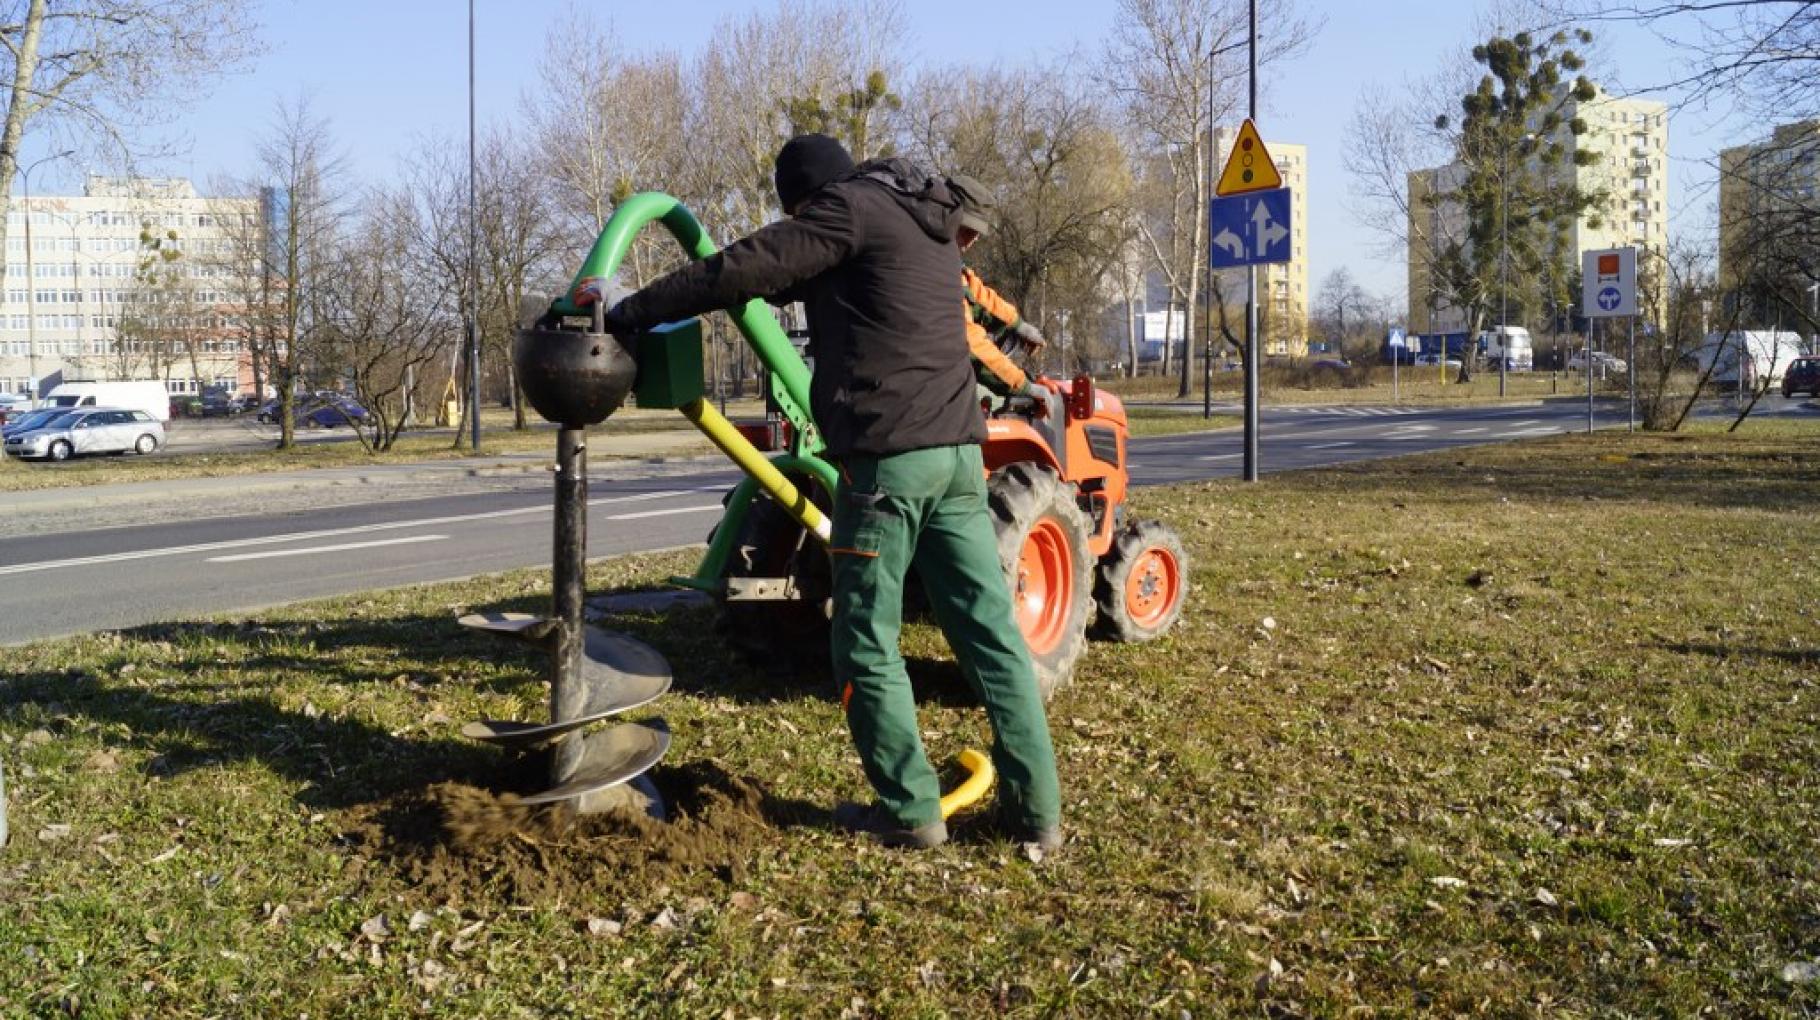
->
xmin=19 ymin=149 xmax=74 ymax=401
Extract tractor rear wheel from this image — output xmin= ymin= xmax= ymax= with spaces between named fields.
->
xmin=988 ymin=463 xmax=1092 ymax=701
xmin=1091 ymin=520 xmax=1189 ymax=642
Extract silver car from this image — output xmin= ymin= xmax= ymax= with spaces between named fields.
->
xmin=4 ymin=407 xmax=164 ymax=461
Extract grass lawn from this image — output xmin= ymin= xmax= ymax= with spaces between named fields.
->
xmin=1125 ymin=407 xmax=1241 ymax=437
xmin=3 ymin=421 xmax=1818 ymax=1015
xmin=1103 ymin=369 xmax=1614 ymax=407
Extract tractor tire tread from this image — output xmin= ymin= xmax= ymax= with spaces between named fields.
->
xmin=988 ymin=463 xmax=1092 ymax=701
xmin=1091 ymin=519 xmax=1190 ymax=643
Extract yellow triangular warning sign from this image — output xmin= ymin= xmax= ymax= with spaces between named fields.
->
xmin=1215 ymin=119 xmax=1282 ymax=197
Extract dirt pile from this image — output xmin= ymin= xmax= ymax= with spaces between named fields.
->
xmin=345 ymin=760 xmax=810 ymax=906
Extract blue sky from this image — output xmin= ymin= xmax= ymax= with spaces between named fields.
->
xmin=17 ymin=0 xmax=1753 ymax=304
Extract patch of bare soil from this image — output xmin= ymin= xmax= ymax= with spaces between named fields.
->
xmin=343 ymin=759 xmax=810 ymax=907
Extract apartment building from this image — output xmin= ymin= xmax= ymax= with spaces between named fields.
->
xmin=1210 ymin=126 xmax=1309 ymax=356
xmin=0 ymin=176 xmax=262 ymax=400
xmin=1408 ymin=88 xmax=1669 ymax=332
xmin=1718 ymin=119 xmax=1820 ymax=291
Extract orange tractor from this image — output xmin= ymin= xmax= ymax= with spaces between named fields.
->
xmin=718 ymin=335 xmax=1189 ymax=699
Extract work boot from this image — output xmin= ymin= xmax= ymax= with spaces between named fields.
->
xmin=832 ymin=802 xmax=948 ymax=849
xmin=996 ymin=808 xmax=1063 ymax=854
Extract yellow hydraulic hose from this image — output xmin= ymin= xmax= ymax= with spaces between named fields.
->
xmin=938 ymin=748 xmax=995 ymax=819
xmin=680 ymin=397 xmax=831 ymax=545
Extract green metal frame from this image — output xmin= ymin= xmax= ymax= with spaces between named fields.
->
xmin=547 ymin=191 xmax=836 ymax=588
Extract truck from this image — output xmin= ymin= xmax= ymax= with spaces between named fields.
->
xmin=1410 ymin=331 xmax=1471 ymax=361
xmin=1477 ymin=325 xmax=1534 ymax=371
xmin=40 ymin=381 xmax=172 ymax=422
xmin=1687 ymin=330 xmax=1807 ymax=389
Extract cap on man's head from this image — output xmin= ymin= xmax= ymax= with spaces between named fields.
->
xmin=774 ymin=134 xmax=856 ymax=212
xmin=945 ymin=173 xmax=995 ymax=239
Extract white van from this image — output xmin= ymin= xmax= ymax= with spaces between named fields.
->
xmin=1477 ymin=325 xmax=1534 ymax=371
xmin=41 ymin=381 xmax=172 ymax=422
xmin=1689 ymin=331 xmax=1807 ymax=389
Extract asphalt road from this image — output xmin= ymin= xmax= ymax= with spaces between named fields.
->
xmin=0 ymin=398 xmax=1796 ymax=645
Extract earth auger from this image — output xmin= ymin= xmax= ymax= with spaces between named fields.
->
xmin=452 ymin=192 xmax=997 ymax=817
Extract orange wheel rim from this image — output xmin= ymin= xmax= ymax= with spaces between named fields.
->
xmin=1123 ymin=546 xmax=1181 ymax=630
xmin=1015 ymin=518 xmax=1072 ymax=655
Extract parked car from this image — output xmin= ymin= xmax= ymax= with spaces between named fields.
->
xmin=300 ymin=396 xmax=368 ymax=428
xmin=256 ymin=394 xmax=369 ymax=428
xmin=1567 ymin=350 xmax=1627 ymax=375
xmin=1414 ymin=353 xmax=1463 ymax=369
xmin=197 ymin=389 xmax=239 ymax=417
xmin=1780 ymin=356 xmax=1820 ymax=398
xmin=1 ymin=408 xmax=66 ymax=440
xmin=3 ymin=407 xmax=164 ymax=461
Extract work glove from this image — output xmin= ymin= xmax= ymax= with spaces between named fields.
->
xmin=572 ymin=276 xmax=607 ymax=308
xmin=1021 ymin=377 xmax=1053 ymax=417
xmin=1011 ymin=319 xmax=1047 ymax=349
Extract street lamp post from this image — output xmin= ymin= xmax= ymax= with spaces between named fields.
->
xmin=19 ymin=150 xmax=73 ymax=401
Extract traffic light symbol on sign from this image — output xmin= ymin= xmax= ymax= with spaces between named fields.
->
xmin=1216 ymin=119 xmax=1283 ymax=196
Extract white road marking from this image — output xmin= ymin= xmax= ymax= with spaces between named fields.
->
xmin=1457 ymin=427 xmax=1487 ymax=434
xmin=0 ymin=487 xmax=725 ymax=577
xmin=606 ymin=504 xmax=723 ymax=521
xmin=1197 ymin=453 xmax=1241 ymax=461
xmin=1387 ymin=423 xmax=1437 ymax=432
xmin=207 ymin=534 xmax=448 ymax=563
xmin=1307 ymin=441 xmax=1354 ymax=450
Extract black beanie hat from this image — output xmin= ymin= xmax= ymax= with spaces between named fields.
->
xmin=774 ymin=134 xmax=855 ymax=212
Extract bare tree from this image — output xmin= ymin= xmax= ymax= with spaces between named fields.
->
xmin=1313 ymin=266 xmax=1372 ymax=354
xmin=901 ymin=60 xmax=1135 ymax=369
xmin=1101 ymin=0 xmax=1316 ymax=397
xmin=318 ymin=193 xmax=450 ymax=451
xmin=522 ymin=8 xmax=693 ymax=285
xmin=249 ymin=96 xmax=348 ymax=450
xmin=0 ymin=1 xmax=262 ymax=280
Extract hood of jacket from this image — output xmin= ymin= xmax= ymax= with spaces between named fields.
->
xmin=845 ymin=157 xmax=961 ymax=243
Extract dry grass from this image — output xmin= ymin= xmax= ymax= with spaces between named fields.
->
xmin=3 ymin=421 xmax=1818 ymax=1015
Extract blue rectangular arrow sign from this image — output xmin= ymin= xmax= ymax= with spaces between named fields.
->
xmin=1208 ymin=187 xmax=1292 ymax=269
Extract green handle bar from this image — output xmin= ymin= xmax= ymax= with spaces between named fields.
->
xmin=549 ymin=191 xmax=820 ymax=454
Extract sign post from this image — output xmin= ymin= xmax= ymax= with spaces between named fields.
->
xmin=1215 ymin=10 xmax=1274 ymax=482
xmin=1212 ymin=106 xmax=1286 ymax=483
xmin=1387 ymin=327 xmax=1406 ymax=402
xmin=1581 ymin=247 xmax=1637 ymax=436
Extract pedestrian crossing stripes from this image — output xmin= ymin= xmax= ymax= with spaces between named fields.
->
xmin=1270 ymin=406 xmax=1424 ymax=417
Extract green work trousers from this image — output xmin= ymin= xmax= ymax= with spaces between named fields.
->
xmin=830 ymin=444 xmax=1061 ymax=830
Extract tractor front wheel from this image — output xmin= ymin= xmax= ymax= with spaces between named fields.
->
xmin=988 ymin=463 xmax=1092 ymax=701
xmin=1091 ymin=520 xmax=1189 ymax=642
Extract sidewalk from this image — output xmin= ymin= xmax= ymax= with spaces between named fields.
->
xmin=0 ymin=428 xmax=725 ymax=514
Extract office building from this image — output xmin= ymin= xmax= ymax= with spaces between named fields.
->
xmin=0 ymin=176 xmax=262 ymax=400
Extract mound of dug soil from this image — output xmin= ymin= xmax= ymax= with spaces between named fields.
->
xmin=344 ymin=760 xmax=812 ymax=906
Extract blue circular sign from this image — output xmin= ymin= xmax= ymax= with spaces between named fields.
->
xmin=1597 ymin=286 xmax=1622 ymax=311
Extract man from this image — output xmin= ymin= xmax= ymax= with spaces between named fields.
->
xmin=943 ymin=174 xmax=1049 ymax=400
xmin=578 ymin=135 xmax=1062 ymax=852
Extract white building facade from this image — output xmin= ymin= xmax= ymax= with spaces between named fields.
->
xmin=0 ymin=176 xmax=262 ymax=400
